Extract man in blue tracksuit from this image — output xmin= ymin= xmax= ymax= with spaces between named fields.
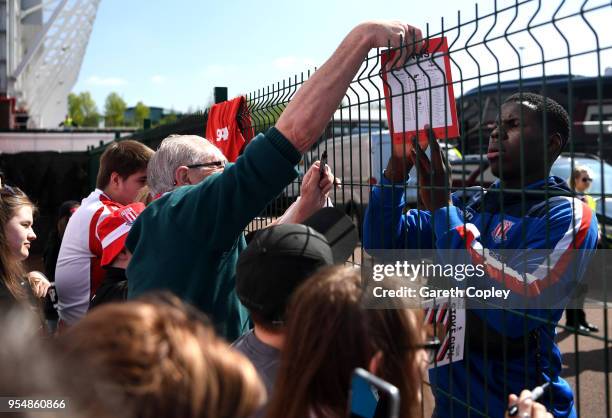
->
xmin=363 ymin=93 xmax=598 ymax=418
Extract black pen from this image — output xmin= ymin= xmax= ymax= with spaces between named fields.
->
xmin=320 ymin=150 xmax=328 ymax=179
xmin=507 ymin=382 xmax=550 ymax=416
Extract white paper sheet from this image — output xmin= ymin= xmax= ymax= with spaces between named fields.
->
xmin=386 ymin=53 xmax=454 ymax=133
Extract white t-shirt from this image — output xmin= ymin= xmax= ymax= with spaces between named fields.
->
xmin=55 ymin=189 xmax=120 ymax=325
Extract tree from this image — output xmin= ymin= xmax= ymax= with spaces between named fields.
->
xmin=67 ymin=92 xmax=100 ymax=127
xmin=104 ymin=92 xmax=127 ymax=127
xmin=67 ymin=93 xmax=83 ymax=126
xmin=133 ymin=101 xmax=150 ymax=127
xmin=158 ymin=109 xmax=179 ymax=126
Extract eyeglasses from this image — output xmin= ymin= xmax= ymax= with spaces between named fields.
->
xmin=421 ymin=337 xmax=442 ymax=364
xmin=581 ymin=177 xmax=593 ymax=183
xmin=186 ymin=161 xmax=226 ymax=169
xmin=404 ymin=337 xmax=442 ymax=364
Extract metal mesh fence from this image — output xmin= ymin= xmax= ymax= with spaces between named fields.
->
xmin=76 ymin=1 xmax=612 ymax=415
xmin=241 ymin=1 xmax=612 ymax=417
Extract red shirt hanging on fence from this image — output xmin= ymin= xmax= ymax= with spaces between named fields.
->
xmin=205 ymin=96 xmax=255 ymax=162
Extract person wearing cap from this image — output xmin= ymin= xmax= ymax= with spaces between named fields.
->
xmin=125 ymin=21 xmax=423 ymax=341
xmin=233 ymin=208 xmax=357 ymax=417
xmin=89 ymin=202 xmax=145 ymax=309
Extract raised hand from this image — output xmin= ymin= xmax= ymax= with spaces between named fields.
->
xmin=411 ymin=128 xmax=452 ymax=212
xmin=383 ymin=138 xmax=417 ymax=183
xmin=300 ymin=160 xmax=336 ymax=209
xmin=359 ymin=21 xmax=424 ymax=68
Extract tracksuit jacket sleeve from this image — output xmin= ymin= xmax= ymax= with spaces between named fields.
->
xmin=363 ymin=175 xmax=434 ymax=250
xmin=433 ymin=199 xmax=599 ymax=336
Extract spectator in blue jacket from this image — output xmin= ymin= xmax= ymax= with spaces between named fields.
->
xmin=363 ymin=93 xmax=598 ymax=418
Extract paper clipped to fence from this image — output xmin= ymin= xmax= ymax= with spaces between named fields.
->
xmin=381 ymin=37 xmax=460 ymax=146
xmin=423 ymin=298 xmax=465 ymax=368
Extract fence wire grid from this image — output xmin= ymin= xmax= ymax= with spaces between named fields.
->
xmin=240 ymin=1 xmax=611 ymax=417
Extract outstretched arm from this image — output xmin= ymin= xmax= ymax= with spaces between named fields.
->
xmin=275 ymin=21 xmax=422 ymax=153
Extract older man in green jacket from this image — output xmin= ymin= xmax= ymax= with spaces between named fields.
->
xmin=126 ymin=21 xmax=422 ymax=340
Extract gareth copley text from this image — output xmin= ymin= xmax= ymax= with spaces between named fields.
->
xmin=372 ymin=285 xmax=511 ymax=301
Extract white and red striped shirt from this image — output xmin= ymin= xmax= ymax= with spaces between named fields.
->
xmin=55 ymin=189 xmax=121 ymax=325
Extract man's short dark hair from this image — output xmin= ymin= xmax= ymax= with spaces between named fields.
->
xmin=504 ymin=92 xmax=570 ymax=149
xmin=96 ymin=140 xmax=153 ymax=189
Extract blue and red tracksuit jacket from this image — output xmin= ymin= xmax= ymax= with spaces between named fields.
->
xmin=363 ymin=175 xmax=598 ymax=418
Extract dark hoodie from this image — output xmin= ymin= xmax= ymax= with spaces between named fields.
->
xmin=89 ymin=268 xmax=127 ymax=309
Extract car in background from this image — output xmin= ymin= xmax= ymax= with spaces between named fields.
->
xmin=304 ymin=130 xmax=392 ymax=234
xmin=456 ymin=75 xmax=612 ymax=159
xmin=551 ymin=154 xmax=612 ymax=239
xmin=305 ymin=130 xmax=461 ymax=235
xmin=276 ymin=115 xmax=389 ymax=215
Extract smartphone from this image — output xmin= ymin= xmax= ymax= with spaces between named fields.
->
xmin=348 ymin=368 xmax=400 ymax=418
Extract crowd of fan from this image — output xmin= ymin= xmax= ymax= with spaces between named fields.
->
xmin=0 ymin=20 xmax=587 ymax=418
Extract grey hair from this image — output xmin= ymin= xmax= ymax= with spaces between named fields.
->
xmin=147 ymin=135 xmax=227 ymax=195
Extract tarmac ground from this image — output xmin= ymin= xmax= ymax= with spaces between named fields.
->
xmin=558 ymin=307 xmax=611 ymax=418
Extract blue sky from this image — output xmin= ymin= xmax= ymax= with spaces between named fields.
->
xmin=72 ymin=0 xmax=611 ymax=113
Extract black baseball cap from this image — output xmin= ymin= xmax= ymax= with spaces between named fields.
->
xmin=236 ymin=207 xmax=358 ymax=324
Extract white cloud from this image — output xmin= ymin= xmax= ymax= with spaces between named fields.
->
xmin=150 ymin=75 xmax=166 ymax=84
xmin=86 ymin=76 xmax=127 ymax=87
